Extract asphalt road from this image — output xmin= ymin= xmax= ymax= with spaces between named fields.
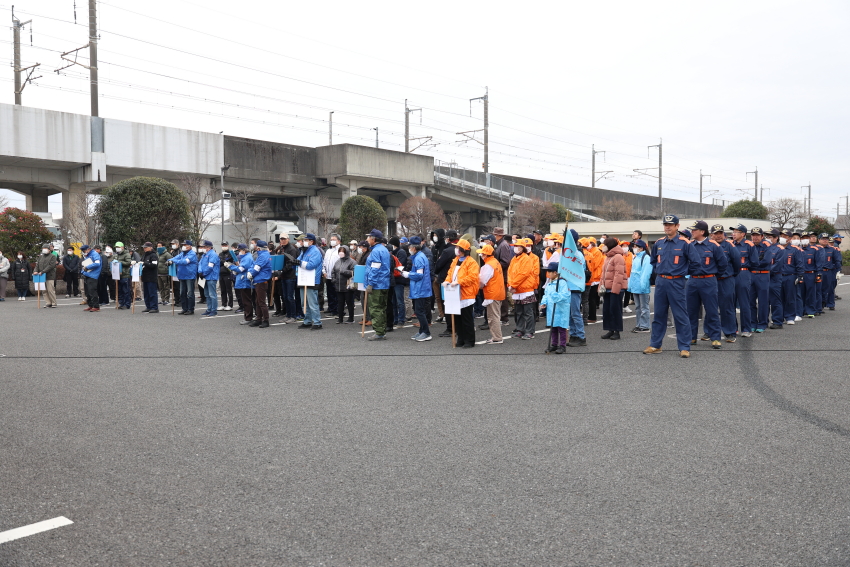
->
xmin=2 ymin=285 xmax=849 ymax=566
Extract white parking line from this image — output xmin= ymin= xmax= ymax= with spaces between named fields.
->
xmin=0 ymin=516 xmax=73 ymax=545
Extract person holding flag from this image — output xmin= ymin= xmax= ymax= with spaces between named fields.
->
xmin=558 ymin=229 xmax=588 ymax=348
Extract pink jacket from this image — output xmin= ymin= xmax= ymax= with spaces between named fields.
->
xmin=601 ymin=247 xmax=627 ymax=295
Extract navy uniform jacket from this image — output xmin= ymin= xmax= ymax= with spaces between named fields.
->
xmin=777 ymin=245 xmax=804 ymax=276
xmin=732 ymin=239 xmax=759 ymax=274
xmin=685 ymin=237 xmax=729 ymax=277
xmin=828 ymin=246 xmax=843 ymax=270
xmin=716 ymin=240 xmax=737 ymax=278
xmin=765 ymin=243 xmax=784 ymax=277
xmin=650 ymin=234 xmax=691 ymax=277
xmin=751 ymin=241 xmax=771 ymax=272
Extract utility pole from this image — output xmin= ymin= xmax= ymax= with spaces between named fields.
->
xmin=746 ymin=167 xmax=758 ymax=201
xmin=404 ymin=99 xmax=423 ymax=153
xmin=373 ymin=127 xmax=378 ymax=149
xmin=760 ymin=185 xmax=769 ymax=203
xmin=591 ymin=145 xmax=611 ymax=188
xmin=802 ymin=183 xmax=811 ymax=217
xmin=12 ymin=8 xmax=40 ymax=105
xmin=220 ymin=164 xmax=230 ymax=243
xmin=463 ymin=87 xmax=488 ymax=184
xmin=650 ymin=139 xmax=662 ymax=213
xmin=329 ymin=111 xmax=333 ymax=145
xmin=700 ymin=170 xmax=711 ymax=204
xmin=88 ymin=0 xmax=99 ymax=117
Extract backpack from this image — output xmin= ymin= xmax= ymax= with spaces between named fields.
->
xmin=390 ymin=252 xmax=403 ymax=284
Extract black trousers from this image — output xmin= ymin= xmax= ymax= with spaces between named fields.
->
xmin=325 ymin=279 xmax=338 ymax=312
xmin=337 ymin=289 xmax=355 ymax=321
xmin=97 ymin=275 xmax=111 ymax=303
xmin=65 ymin=275 xmax=80 ymax=295
xmin=602 ymin=290 xmax=624 ymax=332
xmin=84 ymin=277 xmax=99 ymax=309
xmin=220 ymin=274 xmax=234 ymax=307
xmin=456 ymin=304 xmax=476 ymax=346
xmin=271 ymin=277 xmax=284 ymax=313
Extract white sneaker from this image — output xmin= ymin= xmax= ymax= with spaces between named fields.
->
xmin=624 ymin=307 xmax=632 ymax=313
xmin=794 ymin=316 xmax=802 ymax=322
xmin=223 ymin=306 xmax=232 ymax=311
xmin=786 ymin=320 xmax=795 ymax=325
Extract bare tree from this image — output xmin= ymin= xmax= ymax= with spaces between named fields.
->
xmin=180 ymin=175 xmax=221 ymax=245
xmin=767 ymin=198 xmax=806 ymax=229
xmin=311 ymin=194 xmax=338 ymax=238
xmin=397 ymin=196 xmax=445 ymax=237
xmin=229 ymin=186 xmax=271 ymax=244
xmin=513 ymin=198 xmax=559 ymax=233
xmin=59 ymin=189 xmax=101 ymax=245
xmin=0 ymin=193 xmax=8 ymax=210
xmin=445 ymin=211 xmax=465 ymax=233
xmin=596 ymin=199 xmax=636 ymax=221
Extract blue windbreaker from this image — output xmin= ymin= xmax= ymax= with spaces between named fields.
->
xmin=198 ymin=249 xmax=220 ymax=281
xmin=171 ymin=248 xmax=198 ymax=280
xmin=252 ymin=249 xmax=272 ymax=284
xmin=407 ymin=251 xmax=432 ymax=299
xmin=540 ymin=277 xmax=570 ymax=328
xmin=298 ymin=245 xmax=324 ymax=285
xmin=365 ymin=243 xmax=391 ymax=289
xmin=627 ymin=250 xmax=652 ymax=295
xmin=82 ymin=250 xmax=102 ymax=279
xmin=229 ymin=253 xmax=254 ymax=289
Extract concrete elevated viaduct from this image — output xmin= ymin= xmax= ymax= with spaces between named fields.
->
xmin=0 ymin=102 xmax=721 ymax=238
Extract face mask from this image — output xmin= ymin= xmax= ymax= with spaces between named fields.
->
xmin=409 ymin=248 xmax=416 ymax=256
xmin=790 ymin=239 xmax=800 ymax=247
xmin=360 ymin=248 xmax=367 ymax=254
xmin=157 ymin=247 xmax=165 ymax=254
xmin=249 ymin=243 xmax=256 ymax=250
xmin=600 ymin=246 xmax=608 ymax=253
xmin=544 ymin=240 xmax=552 ymax=247
xmin=42 ymin=248 xmax=49 ymax=254
xmin=296 ymin=242 xmax=303 ymax=248
xmin=171 ymin=244 xmax=178 ymax=250
xmin=330 ymin=240 xmax=338 ymax=247
xmin=67 ymin=251 xmax=74 ymax=255
xmin=622 ymin=246 xmax=629 ymax=253
xmin=779 ymin=237 xmax=788 ymax=246
xmin=183 ymin=246 xmax=191 ymax=252
xmin=115 ymin=247 xmax=123 ymax=253
xmin=514 ymin=246 xmax=524 ymax=255
xmin=18 ymin=255 xmax=23 ymax=259
xmin=338 ymin=252 xmax=345 ymax=259
xmin=432 ymin=236 xmax=438 ymax=243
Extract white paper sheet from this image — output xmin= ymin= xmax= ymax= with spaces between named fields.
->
xmin=297 ymin=268 xmax=316 ymax=287
xmin=111 ymin=261 xmax=121 ymax=280
xmin=131 ymin=264 xmax=142 ymax=282
xmin=443 ymin=284 xmax=461 ymax=315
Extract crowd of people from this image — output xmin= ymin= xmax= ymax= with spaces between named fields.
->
xmin=3 ymin=218 xmax=843 ymax=356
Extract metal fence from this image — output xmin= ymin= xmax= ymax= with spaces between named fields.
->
xmin=433 ymin=160 xmax=588 ymax=213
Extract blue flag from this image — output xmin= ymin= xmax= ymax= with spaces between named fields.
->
xmin=558 ymin=229 xmax=586 ymax=292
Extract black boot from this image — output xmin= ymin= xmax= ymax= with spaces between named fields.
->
xmin=545 ymin=344 xmax=557 ymax=353
xmin=601 ymin=330 xmax=614 ymax=339
xmin=610 ymin=331 xmax=621 ymax=340
xmin=554 ymin=346 xmax=566 ymax=354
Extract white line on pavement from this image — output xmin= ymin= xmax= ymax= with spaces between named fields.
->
xmin=0 ymin=517 xmax=73 ymax=545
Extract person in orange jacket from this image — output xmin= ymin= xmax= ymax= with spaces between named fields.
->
xmin=582 ymin=238 xmax=604 ymax=323
xmin=442 ymin=239 xmax=480 ymax=348
xmin=507 ymin=238 xmax=540 ymax=339
xmin=477 ymin=244 xmax=506 ymax=344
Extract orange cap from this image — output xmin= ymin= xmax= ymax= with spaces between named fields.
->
xmin=476 ymin=244 xmax=494 ymax=255
xmin=455 ymin=239 xmax=471 ymax=251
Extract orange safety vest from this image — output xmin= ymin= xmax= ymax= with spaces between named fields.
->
xmin=445 ymin=256 xmax=480 ymax=300
xmin=482 ymin=257 xmax=505 ymax=301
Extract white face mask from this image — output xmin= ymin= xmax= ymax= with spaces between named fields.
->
xmin=330 ymin=240 xmax=338 ymax=247
xmin=544 ymin=240 xmax=553 ymax=247
xmin=409 ymin=248 xmax=416 ymax=256
xmin=621 ymin=246 xmax=629 ymax=253
xmin=600 ymin=246 xmax=609 ymax=253
xmin=779 ymin=237 xmax=788 ymax=245
xmin=455 ymin=248 xmax=463 ymax=257
xmin=790 ymin=239 xmax=800 ymax=247
xmin=68 ymin=251 xmax=74 ymax=255
xmin=432 ymin=236 xmax=438 ymax=243
xmin=171 ymin=244 xmax=178 ymax=250
xmin=338 ymin=252 xmax=345 ymax=259
xmin=42 ymin=248 xmax=49 ymax=254
xmin=183 ymin=246 xmax=191 ymax=252
xmin=249 ymin=243 xmax=256 ymax=250
xmin=513 ymin=246 xmax=524 ymax=254
xmin=18 ymin=254 xmax=23 ymax=259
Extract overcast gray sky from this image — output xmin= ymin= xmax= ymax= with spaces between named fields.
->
xmin=3 ymin=0 xmax=849 ymax=220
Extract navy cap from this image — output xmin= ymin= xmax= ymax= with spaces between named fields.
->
xmin=710 ymin=223 xmax=725 ymax=234
xmin=833 ymin=234 xmax=843 ymax=239
xmin=183 ymin=239 xmax=193 ymax=246
xmin=546 ymin=262 xmax=559 ymax=272
xmin=769 ymin=228 xmax=781 ymax=236
xmin=691 ymin=220 xmax=709 ymax=232
xmin=237 ymin=243 xmax=248 ymax=250
xmin=679 ymin=229 xmax=692 ymax=239
xmin=409 ymin=236 xmax=422 ymax=245
xmin=570 ymin=229 xmax=580 ymax=243
xmin=483 ymin=234 xmax=496 ymax=244
xmin=633 ymin=239 xmax=647 ymax=249
xmin=256 ymin=240 xmax=268 ymax=248
xmin=367 ymin=229 xmax=384 ymax=239
xmin=358 ymin=240 xmax=368 ymax=248
xmin=202 ymin=240 xmax=213 ymax=247
xmin=662 ymin=214 xmax=679 ymax=224
xmin=791 ymin=229 xmax=802 ymax=237
xmin=400 ymin=237 xmax=409 ymax=244
xmin=780 ymin=228 xmax=793 ymax=237
xmin=819 ymin=232 xmax=830 ymax=239
xmin=729 ymin=223 xmax=747 ymax=233
xmin=80 ymin=245 xmax=90 ymax=252
xmin=751 ymin=227 xmax=764 ymax=235
xmin=305 ymin=233 xmax=317 ymax=242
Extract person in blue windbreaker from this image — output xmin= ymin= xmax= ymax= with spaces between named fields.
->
xmin=80 ymin=244 xmax=102 ymax=312
xmin=402 ymin=236 xmax=432 ymax=341
xmin=626 ymin=239 xmax=652 ymax=333
xmin=245 ymin=239 xmax=272 ymax=328
xmin=168 ymin=239 xmax=199 ymax=315
xmin=364 ymin=229 xmax=392 ymax=340
xmin=227 ymin=243 xmax=255 ymax=325
xmin=540 ymin=262 xmax=571 ymax=354
xmin=197 ymin=240 xmax=220 ymax=317
xmin=296 ymin=233 xmax=324 ymax=330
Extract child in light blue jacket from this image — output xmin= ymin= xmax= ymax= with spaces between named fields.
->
xmin=627 ymin=240 xmax=652 ymax=332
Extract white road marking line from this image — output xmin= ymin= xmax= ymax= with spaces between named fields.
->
xmin=0 ymin=517 xmax=73 ymax=545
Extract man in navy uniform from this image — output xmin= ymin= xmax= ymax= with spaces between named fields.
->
xmin=765 ymin=229 xmax=786 ymax=329
xmin=710 ymin=224 xmax=738 ymax=342
xmin=748 ymin=227 xmax=770 ymax=332
xmin=644 ymin=215 xmax=693 ymax=358
xmin=776 ymin=228 xmax=803 ymax=325
xmin=819 ymin=233 xmax=839 ymax=310
xmin=790 ymin=230 xmax=806 ymax=322
xmin=685 ymin=221 xmax=728 ymax=350
xmin=730 ymin=223 xmax=758 ymax=337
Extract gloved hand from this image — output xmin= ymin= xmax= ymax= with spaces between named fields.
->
xmin=130 ymin=260 xmax=138 ymax=266
xmin=247 ymin=273 xmax=254 ymax=280
xmin=795 ymin=276 xmax=803 ymax=285
xmin=301 ymin=261 xmax=308 ymax=269
xmin=366 ymin=285 xmax=373 ymax=292
xmin=184 ymin=258 xmax=190 ymax=264
xmin=402 ymin=271 xmax=410 ymax=278
xmin=224 ymin=262 xmax=232 ymax=268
